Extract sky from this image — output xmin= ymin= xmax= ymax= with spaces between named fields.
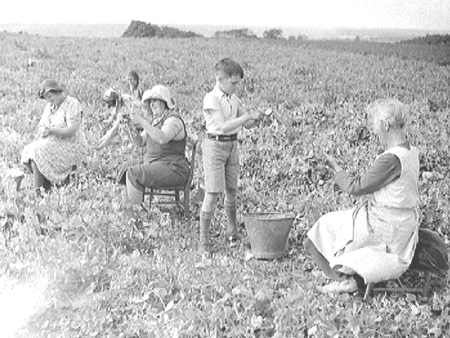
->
xmin=1 ymin=0 xmax=450 ymax=31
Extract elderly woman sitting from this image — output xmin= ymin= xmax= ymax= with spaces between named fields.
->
xmin=21 ymin=80 xmax=88 ymax=195
xmin=304 ymin=98 xmax=420 ymax=293
xmin=117 ymin=84 xmax=189 ymax=204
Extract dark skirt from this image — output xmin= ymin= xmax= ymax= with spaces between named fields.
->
xmin=116 ymin=157 xmax=189 ymax=191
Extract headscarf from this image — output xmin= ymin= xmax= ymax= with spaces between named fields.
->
xmin=129 ymin=70 xmax=139 ymax=83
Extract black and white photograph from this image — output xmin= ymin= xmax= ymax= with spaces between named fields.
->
xmin=1 ymin=1 xmax=450 ymax=337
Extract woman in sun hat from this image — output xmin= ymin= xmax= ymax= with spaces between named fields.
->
xmin=21 ymin=79 xmax=88 ymax=195
xmin=304 ymin=98 xmax=420 ymax=294
xmin=117 ymin=84 xmax=189 ymax=204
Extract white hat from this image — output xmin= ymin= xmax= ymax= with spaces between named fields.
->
xmin=102 ymin=88 xmax=118 ymax=102
xmin=142 ymin=85 xmax=175 ymax=110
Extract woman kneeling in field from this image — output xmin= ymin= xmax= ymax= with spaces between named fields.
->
xmin=117 ymin=85 xmax=189 ymax=204
xmin=98 ymin=88 xmax=138 ymax=149
xmin=304 ymin=98 xmax=420 ymax=293
xmin=21 ymin=80 xmax=88 ymax=196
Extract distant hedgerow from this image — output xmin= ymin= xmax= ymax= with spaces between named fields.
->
xmin=214 ymin=28 xmax=257 ymax=39
xmin=122 ymin=20 xmax=203 ymax=39
xmin=400 ymin=34 xmax=450 ymax=46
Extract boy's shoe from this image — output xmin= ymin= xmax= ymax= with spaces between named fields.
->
xmin=228 ymin=233 xmax=242 ymax=248
xmin=319 ymin=277 xmax=358 ymax=294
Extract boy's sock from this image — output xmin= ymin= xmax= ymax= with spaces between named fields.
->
xmin=199 ymin=210 xmax=213 ymax=249
xmin=225 ymin=200 xmax=238 ymax=236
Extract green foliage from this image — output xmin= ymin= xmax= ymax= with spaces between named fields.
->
xmin=296 ymin=39 xmax=450 ymax=66
xmin=122 ymin=20 xmax=203 ymax=39
xmin=0 ymin=31 xmax=449 ymax=337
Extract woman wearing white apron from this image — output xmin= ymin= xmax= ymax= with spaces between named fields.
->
xmin=305 ymin=98 xmax=420 ymax=293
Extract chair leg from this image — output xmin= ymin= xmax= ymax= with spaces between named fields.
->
xmin=423 ymin=272 xmax=432 ymax=297
xmin=147 ymin=189 xmax=153 ymax=208
xmin=364 ymin=283 xmax=374 ymax=301
xmin=183 ymin=188 xmax=190 ymax=219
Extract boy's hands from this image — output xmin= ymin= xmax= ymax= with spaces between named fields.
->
xmin=242 ymin=107 xmax=274 ymax=129
xmin=248 ymin=110 xmax=263 ymax=120
xmin=249 ymin=107 xmax=273 ymax=121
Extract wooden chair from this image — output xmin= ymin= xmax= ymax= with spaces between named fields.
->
xmin=144 ymin=133 xmax=198 ymax=218
xmin=363 ymin=228 xmax=449 ymax=301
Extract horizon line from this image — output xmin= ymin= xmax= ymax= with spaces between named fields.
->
xmin=1 ymin=22 xmax=450 ymax=33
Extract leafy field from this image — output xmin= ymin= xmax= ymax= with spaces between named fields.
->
xmin=299 ymin=39 xmax=450 ymax=67
xmin=1 ymin=32 xmax=450 ymax=337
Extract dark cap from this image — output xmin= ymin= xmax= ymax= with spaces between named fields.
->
xmin=38 ymin=79 xmax=63 ymax=99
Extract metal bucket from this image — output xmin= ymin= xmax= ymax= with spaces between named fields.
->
xmin=244 ymin=212 xmax=295 ymax=259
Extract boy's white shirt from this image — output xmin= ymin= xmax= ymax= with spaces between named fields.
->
xmin=203 ymin=86 xmax=242 ymax=135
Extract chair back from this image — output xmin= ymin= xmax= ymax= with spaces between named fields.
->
xmin=185 ymin=132 xmax=198 ymax=189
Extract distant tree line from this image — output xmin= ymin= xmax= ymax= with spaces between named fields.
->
xmin=122 ymin=20 xmax=202 ymax=38
xmin=213 ymin=28 xmax=308 ymax=40
xmin=122 ymin=21 xmax=309 ymax=41
xmin=262 ymin=29 xmax=283 ymax=39
xmin=214 ymin=28 xmax=257 ymax=39
xmin=400 ymin=34 xmax=450 ymax=46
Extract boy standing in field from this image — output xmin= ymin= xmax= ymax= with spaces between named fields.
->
xmin=200 ymin=58 xmax=263 ymax=256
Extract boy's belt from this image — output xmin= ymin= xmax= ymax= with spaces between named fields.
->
xmin=206 ymin=133 xmax=238 ymax=142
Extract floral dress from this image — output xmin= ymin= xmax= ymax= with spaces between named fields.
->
xmin=21 ymin=96 xmax=88 ymax=183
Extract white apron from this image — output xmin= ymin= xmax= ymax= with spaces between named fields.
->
xmin=307 ymin=146 xmax=420 ymax=284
